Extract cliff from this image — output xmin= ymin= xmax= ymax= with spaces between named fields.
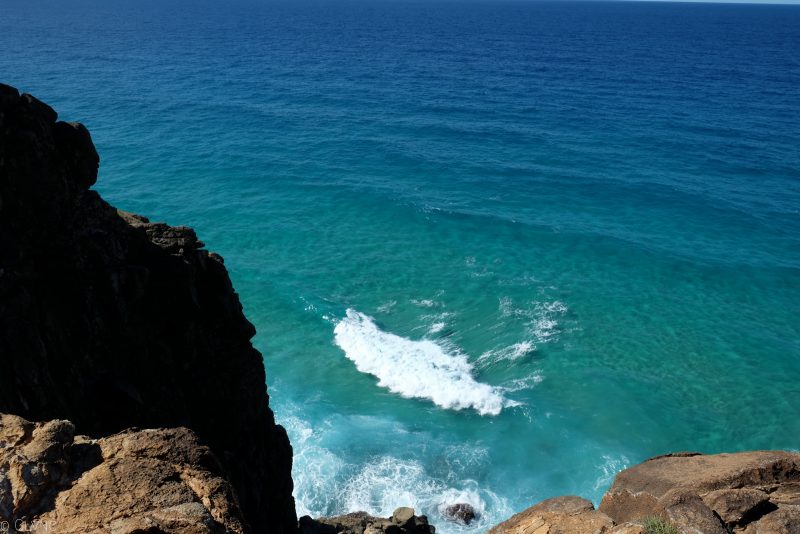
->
xmin=0 ymin=84 xmax=295 ymax=533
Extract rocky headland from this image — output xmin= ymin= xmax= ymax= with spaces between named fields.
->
xmin=1 ymin=85 xmax=797 ymax=534
xmin=0 ymin=83 xmax=293 ymax=533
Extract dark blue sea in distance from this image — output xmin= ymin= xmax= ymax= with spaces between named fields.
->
xmin=3 ymin=0 xmax=799 ymax=530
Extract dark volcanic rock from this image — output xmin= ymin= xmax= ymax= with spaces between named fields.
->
xmin=442 ymin=503 xmax=477 ymax=525
xmin=302 ymin=508 xmax=435 ymax=534
xmin=0 ymin=84 xmax=294 ymax=534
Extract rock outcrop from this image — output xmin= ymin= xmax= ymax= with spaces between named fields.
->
xmin=488 ymin=496 xmax=622 ymax=534
xmin=600 ymin=451 xmax=800 ymax=534
xmin=0 ymin=84 xmax=295 ymax=533
xmin=299 ymin=508 xmax=435 ymax=534
xmin=0 ymin=414 xmax=246 ymax=533
xmin=490 ymin=451 xmax=800 ymax=534
xmin=442 ymin=503 xmax=478 ymax=525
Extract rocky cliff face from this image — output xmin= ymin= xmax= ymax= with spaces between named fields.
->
xmin=0 ymin=84 xmax=295 ymax=533
xmin=489 ymin=451 xmax=800 ymax=534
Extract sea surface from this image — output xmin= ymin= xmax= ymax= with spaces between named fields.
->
xmin=3 ymin=0 xmax=799 ymax=531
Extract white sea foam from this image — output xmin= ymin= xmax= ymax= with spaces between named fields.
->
xmin=498 ymin=298 xmax=568 ymax=343
xmin=280 ymin=402 xmax=513 ymax=533
xmin=531 ymin=317 xmax=559 ymax=341
xmin=341 ymin=456 xmax=511 ymax=532
xmin=333 ymin=309 xmax=509 ymax=416
xmin=342 ymin=456 xmax=438 ymax=515
xmin=281 ymin=414 xmax=347 ymax=518
xmin=428 ymin=322 xmax=447 ymax=334
xmin=500 ymin=373 xmax=544 ymax=393
xmin=377 ymin=300 xmax=397 ymax=313
xmin=510 ymin=341 xmax=535 ymax=358
xmin=422 ymin=311 xmax=453 ymax=336
xmin=478 ymin=340 xmax=537 ymax=366
xmin=593 ymin=454 xmax=630 ymax=492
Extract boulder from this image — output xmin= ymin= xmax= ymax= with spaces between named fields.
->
xmin=701 ymin=488 xmax=770 ymax=525
xmin=488 ymin=496 xmax=615 ymax=534
xmin=594 ymin=451 xmax=800 ymax=534
xmin=0 ymin=414 xmax=246 ymax=533
xmin=739 ymin=505 xmax=800 ymax=534
xmin=488 ymin=451 xmax=800 ymax=534
xmin=305 ymin=509 xmax=434 ymax=534
xmin=442 ymin=503 xmax=478 ymax=525
xmin=659 ymin=490 xmax=727 ymax=534
xmin=393 ymin=507 xmax=417 ymax=525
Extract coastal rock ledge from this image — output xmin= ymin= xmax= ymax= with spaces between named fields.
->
xmin=489 ymin=451 xmax=800 ymax=534
xmin=0 ymin=414 xmax=246 ymax=533
xmin=0 ymin=84 xmax=294 ymax=533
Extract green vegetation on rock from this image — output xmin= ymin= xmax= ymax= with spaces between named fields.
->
xmin=642 ymin=516 xmax=678 ymax=534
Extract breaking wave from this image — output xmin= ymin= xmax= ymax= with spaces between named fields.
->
xmin=333 ymin=309 xmax=512 ymax=416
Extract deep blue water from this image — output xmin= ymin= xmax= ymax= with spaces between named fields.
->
xmin=2 ymin=1 xmax=799 ymax=531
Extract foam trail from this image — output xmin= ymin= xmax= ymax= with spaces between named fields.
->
xmin=334 ymin=309 xmax=509 ymax=416
xmin=500 ymin=373 xmax=543 ymax=393
xmin=593 ymin=454 xmax=630 ymax=492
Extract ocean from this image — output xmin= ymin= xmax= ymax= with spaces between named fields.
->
xmin=2 ymin=0 xmax=799 ymax=531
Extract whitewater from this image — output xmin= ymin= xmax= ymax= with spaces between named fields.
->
xmin=333 ymin=309 xmax=513 ymax=416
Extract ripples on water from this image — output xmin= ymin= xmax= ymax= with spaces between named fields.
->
xmin=2 ymin=1 xmax=799 ymax=531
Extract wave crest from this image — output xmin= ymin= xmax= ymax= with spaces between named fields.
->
xmin=333 ymin=309 xmax=510 ymax=416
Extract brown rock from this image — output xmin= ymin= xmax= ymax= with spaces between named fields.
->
xmin=0 ymin=414 xmax=245 ymax=534
xmin=393 ymin=507 xmax=416 ymax=525
xmin=660 ymin=490 xmax=726 ymax=534
xmin=307 ymin=509 xmax=434 ymax=534
xmin=488 ymin=451 xmax=800 ymax=534
xmin=599 ymin=451 xmax=800 ymax=526
xmin=702 ymin=488 xmax=769 ymax=525
xmin=609 ymin=524 xmax=644 ymax=534
xmin=770 ymin=483 xmax=800 ymax=507
xmin=489 ymin=496 xmax=614 ymax=534
xmin=739 ymin=505 xmax=800 ymax=534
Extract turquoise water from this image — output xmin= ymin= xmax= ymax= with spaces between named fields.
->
xmin=3 ymin=0 xmax=800 ymax=531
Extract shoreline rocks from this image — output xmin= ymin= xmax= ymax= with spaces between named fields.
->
xmin=490 ymin=450 xmax=800 ymax=534
xmin=300 ymin=508 xmax=435 ymax=534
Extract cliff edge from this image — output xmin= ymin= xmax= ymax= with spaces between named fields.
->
xmin=0 ymin=84 xmax=295 ymax=533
